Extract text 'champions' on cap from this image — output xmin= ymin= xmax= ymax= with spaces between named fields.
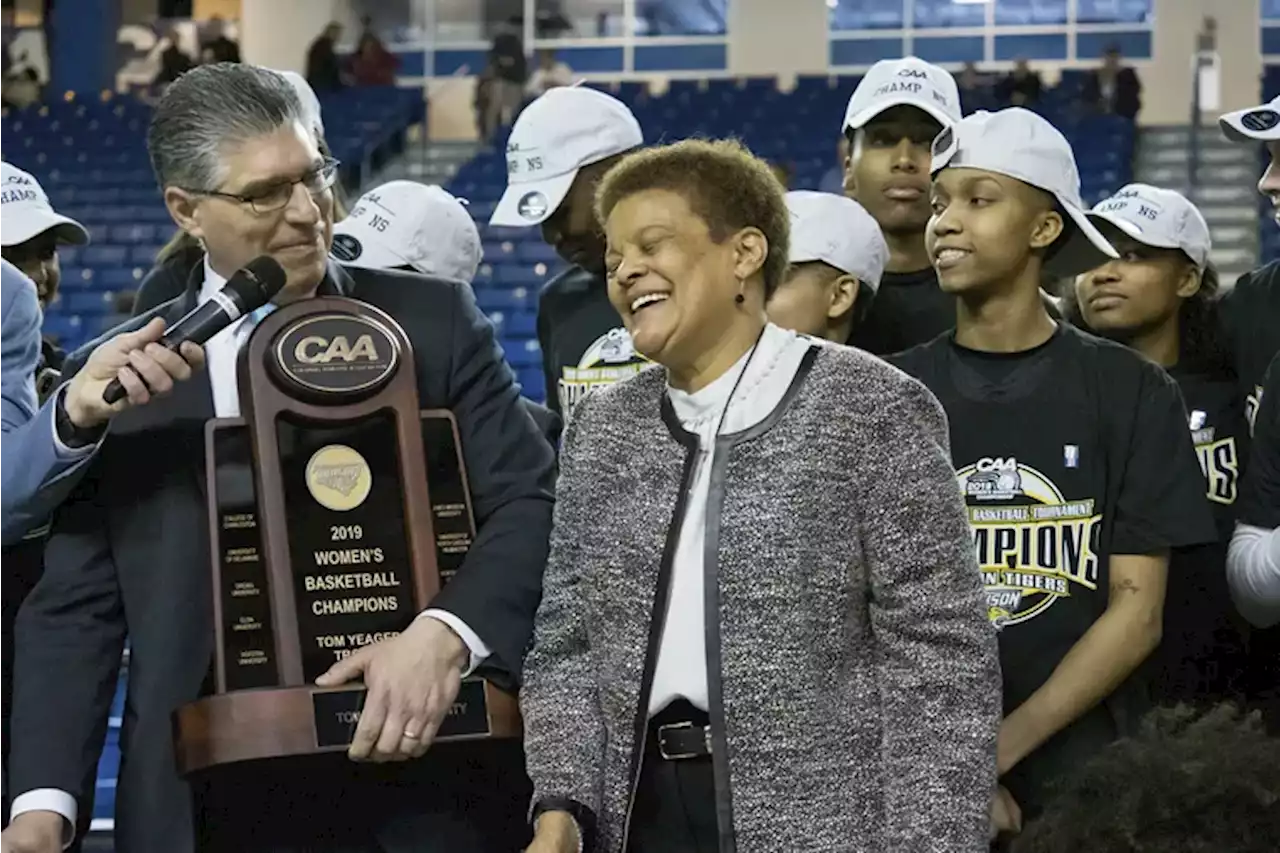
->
xmin=843 ymin=57 xmax=962 ymax=134
xmin=331 ymin=181 xmax=482 ymax=283
xmin=1087 ymin=183 xmax=1212 ymax=271
xmin=0 ymin=161 xmax=90 ymax=248
xmin=490 ymin=86 xmax=643 ymax=228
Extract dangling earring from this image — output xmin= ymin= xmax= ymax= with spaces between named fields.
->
xmin=734 ymin=278 xmax=745 ymax=304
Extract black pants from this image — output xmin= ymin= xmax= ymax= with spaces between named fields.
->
xmin=2 ymin=536 xmax=48 ymax=827
xmin=192 ymin=741 xmax=531 ymax=853
xmin=626 ymin=703 xmax=718 ymax=853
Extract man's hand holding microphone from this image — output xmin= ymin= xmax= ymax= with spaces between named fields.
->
xmin=53 ymin=256 xmax=285 ymax=445
xmin=61 ymin=316 xmax=205 ymax=428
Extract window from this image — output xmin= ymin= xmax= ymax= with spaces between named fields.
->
xmin=830 ymin=0 xmax=1154 ymax=67
xmin=633 ymin=0 xmax=728 ymax=36
xmin=912 ymin=0 xmax=986 ymax=29
xmin=829 ymin=0 xmax=904 ymax=32
xmin=994 ymin=0 xmax=1068 ymax=27
xmin=535 ymin=0 xmax=625 ymax=39
xmin=1076 ymin=0 xmax=1153 ymax=25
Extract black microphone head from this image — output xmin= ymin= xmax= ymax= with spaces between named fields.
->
xmin=226 ymin=255 xmax=288 ymax=310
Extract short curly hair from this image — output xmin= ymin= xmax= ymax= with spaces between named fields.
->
xmin=1014 ymin=704 xmax=1280 ymax=853
xmin=594 ymin=138 xmax=790 ymax=299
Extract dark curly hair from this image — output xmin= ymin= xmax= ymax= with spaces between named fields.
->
xmin=594 ymin=138 xmax=791 ymax=299
xmin=1014 ymin=704 xmax=1280 ymax=853
xmin=1063 ymin=263 xmax=1233 ymax=377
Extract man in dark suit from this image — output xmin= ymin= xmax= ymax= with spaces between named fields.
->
xmin=3 ymin=64 xmax=554 ymax=853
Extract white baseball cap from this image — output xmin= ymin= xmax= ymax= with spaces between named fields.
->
xmin=270 ymin=68 xmax=325 ymax=138
xmin=931 ymin=108 xmax=1117 ymax=277
xmin=0 ymin=162 xmax=89 ymax=248
xmin=1087 ymin=184 xmax=1211 ymax=270
xmin=843 ymin=56 xmax=961 ymax=133
xmin=786 ymin=191 xmax=888 ymax=294
xmin=331 ymin=181 xmax=482 ymax=283
xmin=1219 ymin=95 xmax=1280 ymax=143
xmin=489 ymin=86 xmax=643 ymax=227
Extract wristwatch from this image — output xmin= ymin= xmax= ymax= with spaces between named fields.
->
xmin=54 ymin=390 xmax=105 ymax=448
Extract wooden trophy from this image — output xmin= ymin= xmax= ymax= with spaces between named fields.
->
xmin=173 ymin=297 xmax=520 ymax=775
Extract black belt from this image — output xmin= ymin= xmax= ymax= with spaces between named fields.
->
xmin=649 ymin=700 xmax=712 ymax=761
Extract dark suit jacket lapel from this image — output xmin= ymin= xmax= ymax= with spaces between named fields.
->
xmin=110 ymin=263 xmax=216 ymax=435
xmin=320 ymin=260 xmax=352 ymax=298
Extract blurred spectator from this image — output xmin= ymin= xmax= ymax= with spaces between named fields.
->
xmin=1197 ymin=15 xmax=1218 ymax=52
xmin=1000 ymin=58 xmax=1042 ymax=108
xmin=818 ymin=136 xmax=848 ymax=195
xmin=306 ymin=22 xmax=345 ymax=92
xmin=958 ymin=61 xmax=982 ymax=96
xmin=535 ymin=2 xmax=573 ymax=37
xmin=350 ymin=30 xmax=398 ymax=87
xmin=1 ymin=65 xmax=39 ymax=110
xmin=1083 ymin=45 xmax=1141 ymax=120
xmin=486 ymin=17 xmax=527 ymax=134
xmin=526 ymin=49 xmax=572 ymax=98
xmin=201 ymin=16 xmax=240 ymax=64
xmin=1014 ymin=705 xmax=1280 ymax=853
xmin=154 ymin=29 xmax=194 ymax=87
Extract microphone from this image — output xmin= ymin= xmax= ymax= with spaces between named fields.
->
xmin=102 ymin=256 xmax=287 ymax=405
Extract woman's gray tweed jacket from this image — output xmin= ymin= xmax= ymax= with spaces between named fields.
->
xmin=521 ymin=341 xmax=1002 ymax=852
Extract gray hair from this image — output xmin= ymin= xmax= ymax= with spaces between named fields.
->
xmin=148 ymin=63 xmax=309 ymax=192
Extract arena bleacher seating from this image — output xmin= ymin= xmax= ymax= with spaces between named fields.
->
xmin=448 ymin=74 xmax=1136 ymax=402
xmin=0 ymin=86 xmax=424 ymax=352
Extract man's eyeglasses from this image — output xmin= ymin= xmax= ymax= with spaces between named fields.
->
xmin=190 ymin=158 xmax=341 ymax=214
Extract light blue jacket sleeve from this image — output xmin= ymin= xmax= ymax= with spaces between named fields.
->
xmin=1 ymin=259 xmax=95 ymax=545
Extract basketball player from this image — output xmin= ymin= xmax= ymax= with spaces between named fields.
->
xmin=489 ymin=86 xmax=645 ymax=423
xmin=766 ymin=190 xmax=887 ymax=344
xmin=890 ymin=109 xmax=1217 ymax=834
xmin=841 ymin=57 xmax=961 ymax=354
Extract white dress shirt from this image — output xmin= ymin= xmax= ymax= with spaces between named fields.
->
xmin=647 ymin=323 xmax=813 ymax=716
xmin=10 ymin=259 xmax=490 ymax=839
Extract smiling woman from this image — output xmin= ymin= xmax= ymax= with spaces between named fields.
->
xmin=593 ymin=138 xmax=789 ymax=391
xmin=519 ymin=139 xmax=1003 ymax=853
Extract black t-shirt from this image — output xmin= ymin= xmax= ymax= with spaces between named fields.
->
xmin=890 ymin=324 xmax=1217 ymax=815
xmin=1154 ymin=365 xmax=1251 ymax=705
xmin=1236 ymin=353 xmax=1280 ymax=727
xmin=536 ymin=265 xmax=650 ymax=423
xmin=846 ymin=266 xmax=954 ymax=355
xmin=1238 ymin=352 xmax=1280 ymax=530
xmin=1220 ymin=261 xmax=1280 ymax=433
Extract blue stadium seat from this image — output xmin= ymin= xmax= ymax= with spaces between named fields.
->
xmin=516 ymin=242 xmax=560 ymax=265
xmin=476 ymin=286 xmax=536 ymax=311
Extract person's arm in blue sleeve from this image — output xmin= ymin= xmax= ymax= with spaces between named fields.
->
xmin=1 ymin=258 xmax=208 ymax=545
xmin=0 ymin=260 xmax=97 ymax=545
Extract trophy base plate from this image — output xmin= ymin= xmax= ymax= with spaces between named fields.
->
xmin=174 ymin=677 xmax=520 ymax=775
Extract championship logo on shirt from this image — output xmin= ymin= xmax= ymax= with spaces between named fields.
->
xmin=957 ymin=457 xmax=1103 ymax=630
xmin=1190 ymin=415 xmax=1239 ymax=505
xmin=558 ymin=328 xmax=651 ymax=419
